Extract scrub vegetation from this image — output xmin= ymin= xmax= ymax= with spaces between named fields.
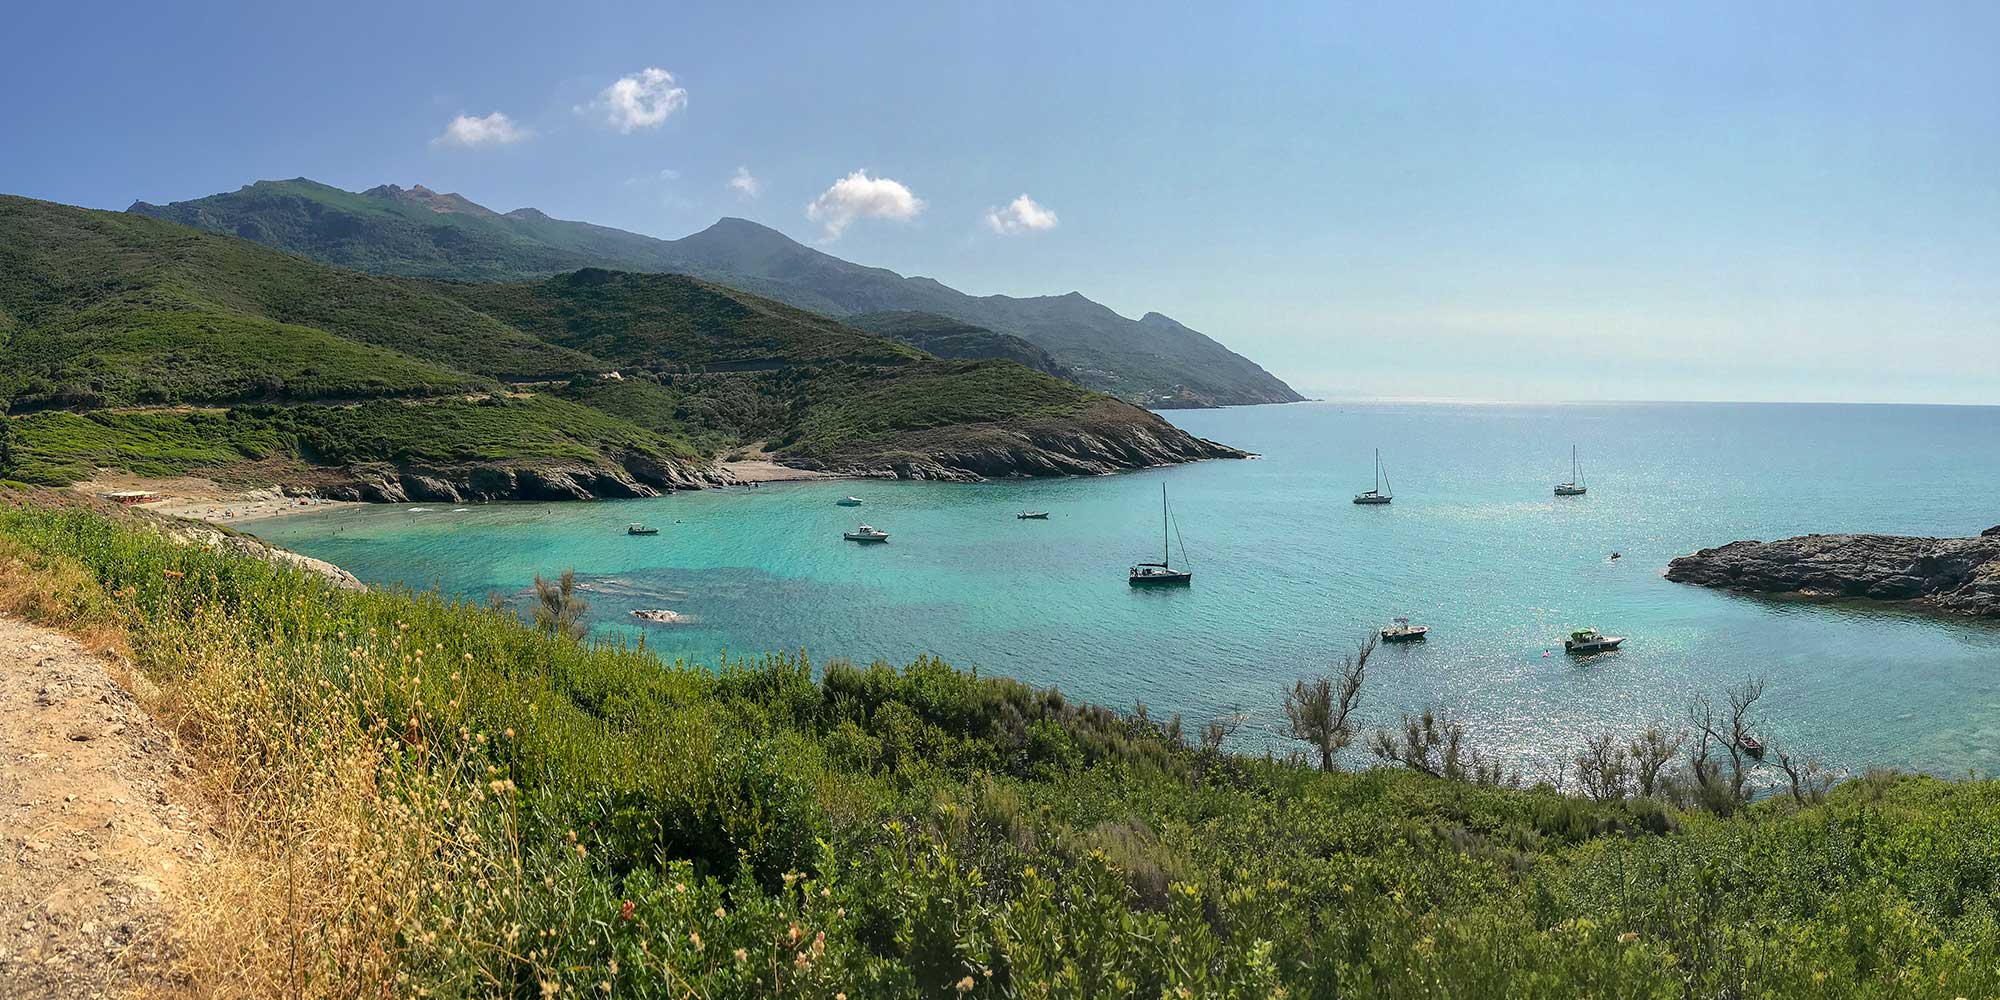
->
xmin=2 ymin=492 xmax=1996 ymax=998
xmin=0 ymin=195 xmax=1204 ymax=489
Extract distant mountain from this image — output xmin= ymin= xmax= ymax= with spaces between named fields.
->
xmin=843 ymin=311 xmax=1070 ymax=379
xmin=130 ymin=180 xmax=1304 ymax=408
xmin=3 ymin=194 xmax=1243 ymax=494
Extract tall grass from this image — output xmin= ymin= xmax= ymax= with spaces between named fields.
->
xmin=2 ymin=492 xmax=1998 ymax=997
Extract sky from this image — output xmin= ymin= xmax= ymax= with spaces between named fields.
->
xmin=4 ymin=1 xmax=1997 ymax=404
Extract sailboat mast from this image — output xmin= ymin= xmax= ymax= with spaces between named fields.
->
xmin=1161 ymin=483 xmax=1171 ymax=568
xmin=1374 ymin=448 xmax=1381 ymax=492
xmin=1573 ymin=444 xmax=1581 ymax=486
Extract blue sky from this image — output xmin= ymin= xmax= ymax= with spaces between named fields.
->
xmin=5 ymin=1 xmax=1997 ymax=403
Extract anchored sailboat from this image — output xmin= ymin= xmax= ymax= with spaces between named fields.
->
xmin=1555 ymin=445 xmax=1587 ymax=496
xmin=1128 ymin=484 xmax=1193 ymax=586
xmin=1353 ymin=449 xmax=1393 ymax=504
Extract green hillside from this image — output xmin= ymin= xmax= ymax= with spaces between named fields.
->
xmin=846 ymin=310 xmax=1071 ymax=377
xmin=129 ymin=180 xmax=1304 ymax=407
xmin=4 ymin=494 xmax=1996 ymax=997
xmin=2 ymin=194 xmax=1238 ymax=492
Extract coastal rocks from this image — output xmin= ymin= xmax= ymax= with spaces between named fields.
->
xmin=155 ymin=517 xmax=366 ymax=591
xmin=316 ymin=457 xmax=729 ymax=504
xmin=785 ymin=401 xmax=1250 ymax=481
xmin=630 ymin=609 xmax=692 ymax=625
xmin=1665 ymin=528 xmax=2000 ymax=617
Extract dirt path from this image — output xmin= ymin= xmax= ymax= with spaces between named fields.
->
xmin=0 ymin=615 xmax=208 ymax=998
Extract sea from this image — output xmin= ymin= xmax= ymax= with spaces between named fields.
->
xmin=252 ymin=401 xmax=2000 ymax=776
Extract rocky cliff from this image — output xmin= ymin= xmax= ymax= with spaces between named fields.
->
xmin=1665 ymin=526 xmax=2000 ymax=617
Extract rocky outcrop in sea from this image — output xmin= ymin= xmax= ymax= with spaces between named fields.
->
xmin=1665 ymin=526 xmax=2000 ymax=617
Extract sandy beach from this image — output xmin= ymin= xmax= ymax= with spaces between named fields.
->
xmin=717 ymin=459 xmax=834 ymax=483
xmin=72 ymin=475 xmax=360 ymax=526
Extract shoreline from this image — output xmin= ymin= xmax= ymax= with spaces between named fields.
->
xmin=73 ymin=476 xmax=365 ymax=527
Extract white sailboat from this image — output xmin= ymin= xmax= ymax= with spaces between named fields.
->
xmin=1353 ymin=449 xmax=1393 ymax=504
xmin=1555 ymin=445 xmax=1587 ymax=496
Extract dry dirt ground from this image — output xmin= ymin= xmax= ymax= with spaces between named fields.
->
xmin=0 ymin=614 xmax=210 ymax=999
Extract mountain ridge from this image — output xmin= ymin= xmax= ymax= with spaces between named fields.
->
xmin=129 ymin=180 xmax=1304 ymax=408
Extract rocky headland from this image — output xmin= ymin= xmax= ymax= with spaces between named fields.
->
xmin=1665 ymin=526 xmax=2000 ymax=617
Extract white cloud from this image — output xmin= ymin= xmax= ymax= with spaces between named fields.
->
xmin=729 ymin=165 xmax=761 ymax=199
xmin=805 ymin=169 xmax=924 ymax=239
xmin=582 ymin=67 xmax=688 ymax=132
xmin=984 ymin=193 xmax=1059 ymax=235
xmin=432 ymin=112 xmax=531 ymax=148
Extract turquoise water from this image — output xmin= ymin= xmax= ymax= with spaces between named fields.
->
xmin=254 ymin=401 xmax=2000 ymax=775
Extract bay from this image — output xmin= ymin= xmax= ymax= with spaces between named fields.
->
xmin=254 ymin=401 xmax=2000 ymax=775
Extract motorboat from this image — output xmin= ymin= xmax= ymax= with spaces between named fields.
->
xmin=1017 ymin=511 xmax=1050 ymax=519
xmin=843 ymin=524 xmax=890 ymax=543
xmin=626 ymin=523 xmax=660 ymax=536
xmin=1381 ymin=617 xmax=1430 ymax=642
xmin=1380 ymin=617 xmax=1430 ymax=642
xmin=836 ymin=496 xmax=864 ymax=507
xmin=1563 ymin=628 xmax=1625 ymax=654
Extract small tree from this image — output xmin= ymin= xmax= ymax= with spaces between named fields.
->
xmin=1198 ymin=711 xmax=1244 ymax=754
xmin=1370 ymin=707 xmax=1515 ymax=787
xmin=1283 ymin=636 xmax=1375 ymax=771
xmin=533 ymin=569 xmax=590 ymax=641
xmin=1626 ymin=725 xmax=1685 ymax=798
xmin=1574 ymin=731 xmax=1632 ymax=802
xmin=1687 ymin=677 xmax=1766 ymax=812
xmin=1775 ymin=748 xmax=1837 ymax=806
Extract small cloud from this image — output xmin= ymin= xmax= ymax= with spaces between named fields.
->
xmin=433 ymin=112 xmax=531 ymax=148
xmin=729 ymin=166 xmax=761 ymax=199
xmin=984 ymin=193 xmax=1058 ymax=235
xmin=805 ymin=169 xmax=923 ymax=240
xmin=581 ymin=67 xmax=688 ymax=133
xmin=657 ymin=167 xmax=682 ymax=181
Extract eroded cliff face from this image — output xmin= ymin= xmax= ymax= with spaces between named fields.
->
xmin=305 ymin=403 xmax=1250 ymax=496
xmin=1665 ymin=526 xmax=2000 ymax=617
xmin=783 ymin=411 xmax=1249 ymax=481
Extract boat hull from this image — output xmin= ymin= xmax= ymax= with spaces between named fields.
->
xmin=627 ymin=529 xmax=659 ymax=535
xmin=1564 ymin=638 xmax=1624 ymax=654
xmin=1129 ymin=572 xmax=1192 ymax=587
xmin=1554 ymin=485 xmax=1587 ymax=496
xmin=843 ymin=534 xmax=889 ymax=543
xmin=1353 ymin=495 xmax=1392 ymax=505
xmin=1381 ymin=628 xmax=1428 ymax=642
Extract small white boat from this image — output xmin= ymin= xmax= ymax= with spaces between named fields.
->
xmin=1564 ymin=628 xmax=1625 ymax=654
xmin=1353 ymin=449 xmax=1393 ymax=504
xmin=836 ymin=496 xmax=864 ymax=507
xmin=1555 ymin=445 xmax=1587 ymax=496
xmin=1380 ymin=617 xmax=1429 ymax=642
xmin=843 ymin=524 xmax=890 ymax=543
xmin=1017 ymin=511 xmax=1050 ymax=520
xmin=626 ymin=522 xmax=660 ymax=536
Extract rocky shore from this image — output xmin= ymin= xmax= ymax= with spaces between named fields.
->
xmin=1665 ymin=526 xmax=2000 ymax=617
xmin=303 ymin=408 xmax=1246 ymax=500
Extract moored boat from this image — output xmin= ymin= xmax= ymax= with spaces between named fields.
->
xmin=843 ymin=524 xmax=890 ymax=543
xmin=1129 ymin=484 xmax=1193 ymax=586
xmin=1354 ymin=449 xmax=1393 ymax=504
xmin=1563 ymin=628 xmax=1625 ymax=654
xmin=1017 ymin=511 xmax=1050 ymax=519
xmin=626 ymin=523 xmax=660 ymax=535
xmin=836 ymin=496 xmax=864 ymax=507
xmin=1555 ymin=445 xmax=1587 ymax=496
xmin=1380 ymin=617 xmax=1429 ymax=642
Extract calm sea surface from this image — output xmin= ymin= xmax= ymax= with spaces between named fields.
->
xmin=254 ymin=401 xmax=2000 ymax=775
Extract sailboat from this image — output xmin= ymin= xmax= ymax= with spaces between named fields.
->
xmin=1128 ymin=484 xmax=1193 ymax=586
xmin=1555 ymin=445 xmax=1587 ymax=496
xmin=1353 ymin=449 xmax=1393 ymax=504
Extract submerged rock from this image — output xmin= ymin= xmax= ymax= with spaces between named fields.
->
xmin=630 ymin=609 xmax=691 ymax=625
xmin=1665 ymin=527 xmax=2000 ymax=617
